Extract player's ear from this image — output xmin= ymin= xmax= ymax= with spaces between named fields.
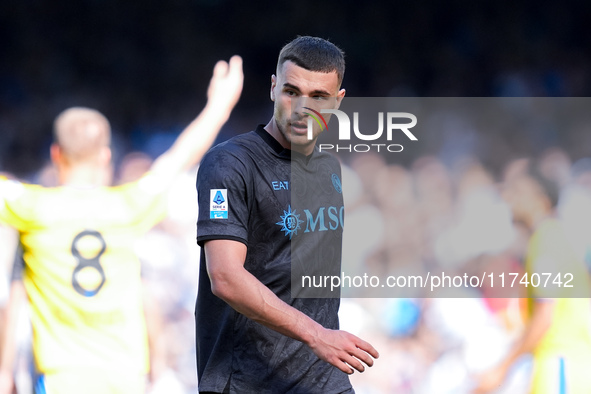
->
xmin=50 ymin=143 xmax=63 ymax=166
xmin=270 ymin=75 xmax=277 ymax=102
xmin=335 ymin=88 xmax=346 ymax=109
xmin=98 ymin=147 xmax=112 ymax=167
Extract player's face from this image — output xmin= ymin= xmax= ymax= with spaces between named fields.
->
xmin=270 ymin=60 xmax=345 ymax=155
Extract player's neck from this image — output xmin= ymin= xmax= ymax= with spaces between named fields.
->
xmin=58 ymin=164 xmax=111 ymax=188
xmin=264 ymin=119 xmax=315 ymax=156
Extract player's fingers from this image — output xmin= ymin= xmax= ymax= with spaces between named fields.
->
xmin=228 ymin=55 xmax=243 ymax=74
xmin=332 ymin=360 xmax=355 ymax=375
xmin=354 ymin=337 xmax=379 ymax=359
xmin=212 ymin=60 xmax=229 ymax=78
xmin=328 ymin=357 xmax=354 ymax=375
xmin=227 ymin=56 xmax=244 ymax=88
xmin=350 ymin=346 xmax=375 ymax=368
xmin=343 ymin=353 xmax=366 ymax=373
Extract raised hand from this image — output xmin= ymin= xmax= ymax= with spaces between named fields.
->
xmin=207 ymin=55 xmax=244 ymax=114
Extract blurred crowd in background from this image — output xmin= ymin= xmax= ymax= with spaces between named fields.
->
xmin=340 ymin=149 xmax=591 ymax=393
xmin=2 ymin=105 xmax=591 ymax=393
xmin=3 ymin=0 xmax=591 ymax=393
xmin=3 ymin=0 xmax=591 ymax=178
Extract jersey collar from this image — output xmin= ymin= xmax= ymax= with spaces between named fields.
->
xmin=255 ymin=125 xmax=316 ymax=164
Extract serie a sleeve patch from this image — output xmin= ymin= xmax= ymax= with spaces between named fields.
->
xmin=210 ymin=189 xmax=228 ymax=219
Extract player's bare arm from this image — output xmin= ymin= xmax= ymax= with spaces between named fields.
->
xmin=204 ymin=239 xmax=379 ymax=375
xmin=0 ymin=281 xmax=27 ymax=394
xmin=151 ymin=55 xmax=244 ymax=178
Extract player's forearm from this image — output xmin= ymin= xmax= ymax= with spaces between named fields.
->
xmin=210 ymin=265 xmax=323 ymax=346
xmin=204 ymin=239 xmax=378 ymax=374
xmin=501 ymin=301 xmax=554 ymax=370
xmin=0 ymin=282 xmax=26 ymax=374
xmin=142 ymin=282 xmax=166 ymax=382
xmin=211 ymin=270 xmax=379 ymax=375
xmin=205 ymin=239 xmax=323 ymax=345
xmin=152 ymin=105 xmax=231 ymax=176
xmin=180 ymin=102 xmax=231 ymax=155
xmin=151 ymin=56 xmax=243 ymax=177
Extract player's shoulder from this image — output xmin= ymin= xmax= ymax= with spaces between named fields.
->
xmin=0 ymin=177 xmax=40 ymax=202
xmin=312 ymin=148 xmax=343 ymax=173
xmin=211 ymin=129 xmax=261 ymax=154
xmin=0 ymin=177 xmax=55 ymax=227
xmin=317 ymin=149 xmax=341 ymax=165
xmin=200 ymin=130 xmax=262 ymax=169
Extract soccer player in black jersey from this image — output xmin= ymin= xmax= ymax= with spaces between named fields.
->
xmin=196 ymin=36 xmax=379 ymax=393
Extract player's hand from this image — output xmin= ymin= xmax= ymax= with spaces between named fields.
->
xmin=206 ymin=55 xmax=244 ymax=114
xmin=308 ymin=328 xmax=379 ymax=374
xmin=471 ymin=363 xmax=508 ymax=393
xmin=0 ymin=369 xmax=14 ymax=394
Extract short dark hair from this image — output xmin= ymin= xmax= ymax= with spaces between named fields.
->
xmin=277 ymin=36 xmax=345 ymax=86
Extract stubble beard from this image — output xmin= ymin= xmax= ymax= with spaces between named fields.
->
xmin=276 ymin=116 xmax=316 ymax=154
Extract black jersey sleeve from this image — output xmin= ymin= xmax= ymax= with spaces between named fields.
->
xmin=196 ymin=144 xmax=251 ymax=246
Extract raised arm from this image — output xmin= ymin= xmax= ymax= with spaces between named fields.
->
xmin=150 ymin=56 xmax=243 ymax=179
xmin=204 ymin=239 xmax=379 ymax=375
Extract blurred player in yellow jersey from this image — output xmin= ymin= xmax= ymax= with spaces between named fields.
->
xmin=0 ymin=55 xmax=243 ymax=394
xmin=474 ymin=161 xmax=591 ymax=394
